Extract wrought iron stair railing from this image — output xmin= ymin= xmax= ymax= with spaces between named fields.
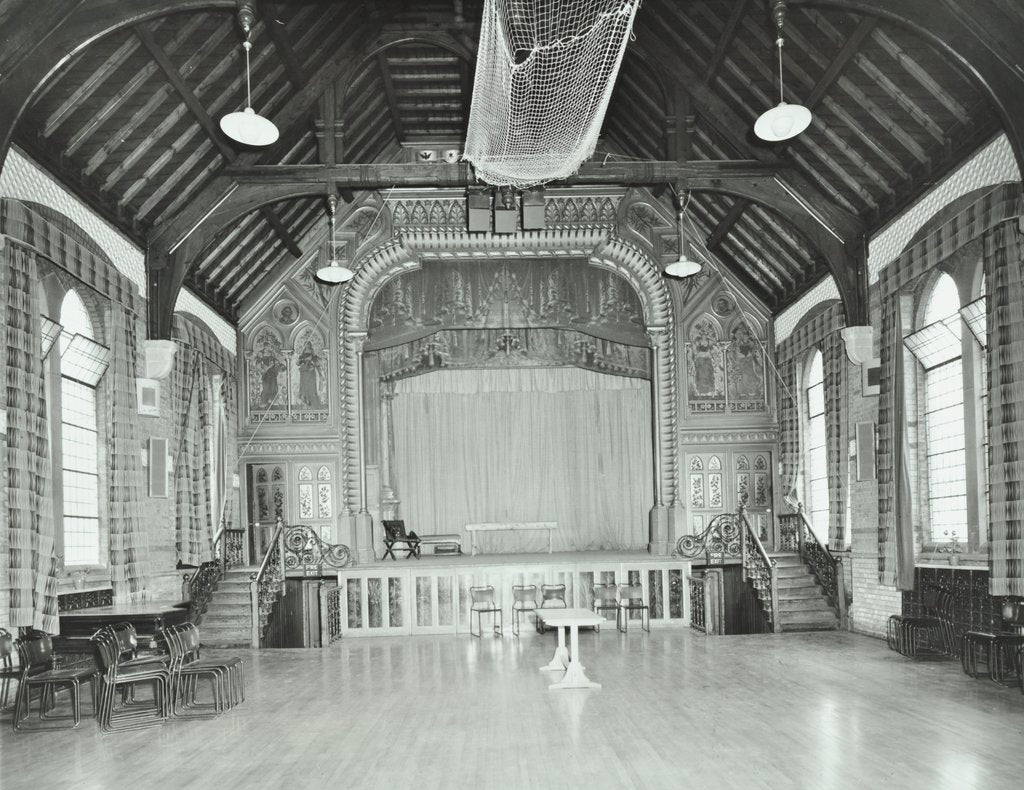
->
xmin=185 ymin=521 xmax=247 ymax=624
xmin=778 ymin=509 xmax=848 ymax=628
xmin=250 ymin=519 xmax=355 ymax=647
xmin=738 ymin=505 xmax=780 ymax=633
xmin=673 ymin=508 xmax=778 ymax=632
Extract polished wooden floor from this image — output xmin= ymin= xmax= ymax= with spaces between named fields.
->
xmin=2 ymin=629 xmax=1022 ymax=789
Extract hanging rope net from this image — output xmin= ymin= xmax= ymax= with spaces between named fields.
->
xmin=463 ymin=0 xmax=642 ymax=189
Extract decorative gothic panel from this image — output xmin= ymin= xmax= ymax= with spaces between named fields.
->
xmin=365 ymin=258 xmax=646 ymax=351
xmin=686 ymin=318 xmax=726 ymax=412
xmin=247 ymin=327 xmax=288 ymax=422
xmin=374 ymin=327 xmax=650 ymax=382
xmin=290 ymin=325 xmax=329 ymax=422
xmin=726 ymin=322 xmax=766 ymax=412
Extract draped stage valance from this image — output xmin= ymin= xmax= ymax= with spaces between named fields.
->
xmin=365 ymin=258 xmax=647 ymax=352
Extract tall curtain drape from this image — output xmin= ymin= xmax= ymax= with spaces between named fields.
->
xmin=823 ymin=331 xmax=848 ymax=549
xmin=173 ymin=349 xmax=212 ymax=566
xmin=392 ymin=367 xmax=653 ymax=552
xmin=877 ymin=295 xmax=915 ymax=589
xmin=985 ymin=220 xmax=1024 ymax=596
xmin=2 ymin=238 xmax=58 ymax=632
xmin=776 ymin=355 xmax=802 ymax=507
xmin=220 ymin=373 xmax=239 ymax=531
xmin=106 ymin=304 xmax=150 ymax=600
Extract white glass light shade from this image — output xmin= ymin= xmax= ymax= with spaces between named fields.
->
xmin=754 ymin=102 xmax=812 ymax=142
xmin=316 ymin=262 xmax=355 ymax=284
xmin=220 ymin=107 xmax=279 ymax=147
xmin=841 ymin=326 xmax=874 ymax=366
xmin=664 ymin=256 xmax=702 ymax=278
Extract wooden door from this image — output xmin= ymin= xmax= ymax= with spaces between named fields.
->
xmin=732 ymin=451 xmax=773 ymax=546
xmin=685 ymin=452 xmax=729 ymax=536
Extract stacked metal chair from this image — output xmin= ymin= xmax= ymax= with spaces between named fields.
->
xmin=12 ymin=632 xmax=99 ymax=731
xmin=886 ymin=586 xmax=954 ymax=659
xmin=161 ymin=623 xmax=244 ymax=716
xmin=90 ymin=627 xmax=171 ymax=732
xmin=961 ymin=597 xmax=1024 ymax=683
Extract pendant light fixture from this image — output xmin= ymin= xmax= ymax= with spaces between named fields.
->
xmin=754 ymin=1 xmax=812 ymax=142
xmin=664 ymin=194 xmax=702 ymax=279
xmin=220 ymin=4 xmax=279 ymax=147
xmin=316 ymin=194 xmax=355 ymax=284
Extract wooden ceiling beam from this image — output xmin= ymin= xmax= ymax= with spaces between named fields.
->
xmin=706 ymin=198 xmax=749 ymax=250
xmin=376 ymin=53 xmax=406 ymax=143
xmin=705 ymin=0 xmax=750 ymax=82
xmin=257 ymin=1 xmax=307 ymax=88
xmin=803 ymin=17 xmax=877 ymax=110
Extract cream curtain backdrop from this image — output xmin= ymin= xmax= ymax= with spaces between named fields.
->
xmin=392 ymin=367 xmax=653 ymax=553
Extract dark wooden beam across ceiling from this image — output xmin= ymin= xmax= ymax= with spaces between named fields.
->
xmin=257 ymin=1 xmax=307 ymax=88
xmin=705 ymin=0 xmax=750 ymax=82
xmin=803 ymin=17 xmax=877 ymax=111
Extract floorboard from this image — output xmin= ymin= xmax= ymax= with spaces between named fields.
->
xmin=2 ymin=629 xmax=1022 ymax=789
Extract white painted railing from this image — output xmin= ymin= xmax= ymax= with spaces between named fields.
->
xmin=333 ymin=559 xmax=691 ymax=637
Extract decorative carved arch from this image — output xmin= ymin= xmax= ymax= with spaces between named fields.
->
xmin=334 ymin=226 xmax=678 ymax=517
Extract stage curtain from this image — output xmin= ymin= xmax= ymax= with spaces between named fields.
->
xmin=985 ymin=220 xmax=1024 ymax=596
xmin=877 ymin=295 xmax=915 ymax=589
xmin=106 ymin=303 xmax=150 ymax=600
xmin=2 ymin=238 xmax=59 ymax=632
xmin=392 ymin=367 xmax=652 ymax=552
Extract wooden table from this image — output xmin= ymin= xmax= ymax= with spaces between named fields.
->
xmin=537 ymin=607 xmax=605 ymax=690
xmin=464 ymin=521 xmax=557 ymax=555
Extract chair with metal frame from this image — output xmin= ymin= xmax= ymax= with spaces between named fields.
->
xmin=161 ymin=623 xmax=244 ymax=716
xmin=962 ymin=597 xmax=1024 ymax=683
xmin=536 ymin=583 xmax=567 ymax=633
xmin=511 ymin=585 xmax=537 ymax=637
xmin=592 ymin=584 xmax=618 ymax=632
xmin=1 ymin=628 xmax=18 ymax=712
xmin=617 ymin=583 xmax=650 ymax=633
xmin=469 ymin=586 xmax=502 ymax=638
xmin=91 ymin=629 xmax=171 ymax=732
xmin=12 ymin=633 xmax=99 ymax=732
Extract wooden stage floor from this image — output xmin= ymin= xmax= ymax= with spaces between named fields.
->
xmin=2 ymin=629 xmax=1022 ymax=789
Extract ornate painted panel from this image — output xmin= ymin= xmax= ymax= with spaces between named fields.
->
xmin=686 ymin=318 xmax=726 ymax=412
xmin=290 ymin=325 xmax=329 ymax=422
xmin=685 ymin=308 xmax=769 ymax=415
xmin=246 ymin=327 xmax=289 ymax=424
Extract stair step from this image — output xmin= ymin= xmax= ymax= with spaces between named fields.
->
xmin=782 ymin=620 xmax=839 ymax=632
xmin=780 ymin=608 xmax=839 ymax=624
xmin=778 ymin=587 xmax=828 ymax=600
xmin=776 ymin=575 xmax=819 ymax=589
xmin=776 ymin=565 xmax=812 ymax=578
xmin=210 ymin=591 xmax=250 ymax=604
xmin=778 ymin=597 xmax=834 ymax=612
xmin=770 ymin=554 xmax=805 ymax=566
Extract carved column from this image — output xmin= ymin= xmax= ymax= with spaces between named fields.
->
xmin=339 ymin=329 xmax=373 ymax=562
xmin=380 ymin=380 xmax=399 ymax=519
xmin=647 ymin=325 xmax=676 ymax=555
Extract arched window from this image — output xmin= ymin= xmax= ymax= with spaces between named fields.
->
xmin=921 ymin=273 xmax=967 ymax=544
xmin=58 ymin=290 xmax=102 ymax=566
xmin=803 ymin=349 xmax=828 ymax=539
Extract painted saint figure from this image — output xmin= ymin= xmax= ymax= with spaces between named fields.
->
xmin=297 ymin=340 xmax=323 ymax=408
xmin=256 ymin=338 xmax=284 ymax=407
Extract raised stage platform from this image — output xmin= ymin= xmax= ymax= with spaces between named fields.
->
xmin=334 ymin=550 xmax=693 ymax=637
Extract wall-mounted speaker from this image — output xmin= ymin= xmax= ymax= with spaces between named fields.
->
xmin=148 ymin=437 xmax=170 ymax=498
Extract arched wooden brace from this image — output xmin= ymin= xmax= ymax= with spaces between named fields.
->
xmin=686 ymin=173 xmax=869 ymax=326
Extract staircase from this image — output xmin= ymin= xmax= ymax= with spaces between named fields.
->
xmin=197 ymin=566 xmax=257 ymax=647
xmin=772 ymin=554 xmax=840 ymax=632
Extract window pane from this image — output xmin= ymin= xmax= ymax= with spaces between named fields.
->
xmin=925 ymin=355 xmax=967 ymax=543
xmin=61 ymin=375 xmax=100 ymax=566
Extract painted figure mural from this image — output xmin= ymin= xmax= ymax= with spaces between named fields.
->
xmin=248 ymin=328 xmax=286 ymax=412
xmin=687 ymin=318 xmax=725 ymax=410
xmin=727 ymin=322 xmax=765 ymax=403
xmin=291 ymin=327 xmax=328 ymax=412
